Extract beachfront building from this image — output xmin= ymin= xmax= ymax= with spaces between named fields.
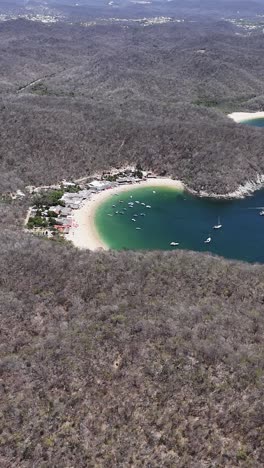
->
xmin=117 ymin=177 xmax=134 ymax=184
xmin=59 ymin=207 xmax=72 ymax=217
xmin=25 ymin=165 xmax=156 ymax=243
xmin=49 ymin=205 xmax=62 ymax=215
xmin=89 ymin=180 xmax=112 ymax=190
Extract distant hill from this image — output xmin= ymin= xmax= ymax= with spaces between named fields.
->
xmin=1 ymin=0 xmax=264 ymax=20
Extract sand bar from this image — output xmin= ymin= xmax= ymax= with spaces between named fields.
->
xmin=66 ymin=178 xmax=184 ymax=251
xmin=228 ymin=111 xmax=264 ymax=123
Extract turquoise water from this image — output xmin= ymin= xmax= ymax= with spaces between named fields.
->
xmin=242 ymin=117 xmax=264 ymax=127
xmin=95 ymin=186 xmax=264 ymax=263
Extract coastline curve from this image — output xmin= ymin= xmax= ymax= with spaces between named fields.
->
xmin=66 ymin=178 xmax=184 ymax=251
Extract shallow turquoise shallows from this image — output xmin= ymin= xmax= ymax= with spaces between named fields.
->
xmin=242 ymin=118 xmax=264 ymax=127
xmin=95 ymin=186 xmax=264 ymax=263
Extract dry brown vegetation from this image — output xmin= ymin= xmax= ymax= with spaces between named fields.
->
xmin=0 ymin=205 xmax=264 ymax=466
xmin=1 ymin=4 xmax=264 ymax=466
xmin=1 ymin=19 xmax=264 ymax=194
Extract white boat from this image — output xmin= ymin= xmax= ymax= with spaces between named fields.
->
xmin=135 ymin=201 xmax=140 ymax=204
xmin=170 ymin=242 xmax=179 ymax=246
xmin=146 ymin=205 xmax=151 ymax=208
xmin=132 ymin=218 xmax=136 ymax=222
xmin=153 ymin=190 xmax=156 ymax=194
xmin=204 ymin=237 xmax=211 ymax=244
xmin=141 ymin=202 xmax=145 ymax=206
xmin=107 ymin=214 xmax=113 ymax=216
xmin=260 ymin=210 xmax=264 ymax=216
xmin=136 ymin=227 xmax=141 ymax=230
xmin=213 ymin=217 xmax=222 ymax=229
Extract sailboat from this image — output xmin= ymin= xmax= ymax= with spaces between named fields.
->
xmin=213 ymin=217 xmax=222 ymax=229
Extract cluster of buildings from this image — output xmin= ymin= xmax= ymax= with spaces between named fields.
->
xmin=26 ymin=168 xmax=157 ymax=239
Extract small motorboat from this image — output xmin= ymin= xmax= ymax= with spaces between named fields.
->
xmin=213 ymin=217 xmax=222 ymax=229
xmin=260 ymin=210 xmax=264 ymax=216
xmin=204 ymin=237 xmax=211 ymax=244
xmin=146 ymin=205 xmax=151 ymax=209
xmin=153 ymin=190 xmax=156 ymax=194
xmin=170 ymin=242 xmax=179 ymax=246
xmin=132 ymin=218 xmax=136 ymax=222
xmin=136 ymin=227 xmax=141 ymax=230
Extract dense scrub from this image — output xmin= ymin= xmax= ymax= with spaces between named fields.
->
xmin=1 ymin=4 xmax=264 ymax=466
xmin=0 ymin=206 xmax=264 ymax=466
xmin=1 ymin=19 xmax=264 ymax=193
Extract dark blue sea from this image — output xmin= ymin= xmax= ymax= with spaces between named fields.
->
xmin=95 ymin=186 xmax=264 ymax=263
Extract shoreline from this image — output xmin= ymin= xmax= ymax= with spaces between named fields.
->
xmin=228 ymin=111 xmax=264 ymax=123
xmin=66 ymin=178 xmax=184 ymax=251
xmin=189 ymin=174 xmax=264 ymax=199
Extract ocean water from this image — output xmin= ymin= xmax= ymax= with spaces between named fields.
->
xmin=95 ymin=186 xmax=264 ymax=263
xmin=242 ymin=118 xmax=264 ymax=127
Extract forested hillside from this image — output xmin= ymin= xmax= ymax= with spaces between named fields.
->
xmin=1 ymin=204 xmax=264 ymax=466
xmin=1 ymin=3 xmax=264 ymax=466
xmin=0 ymin=19 xmax=264 ymax=194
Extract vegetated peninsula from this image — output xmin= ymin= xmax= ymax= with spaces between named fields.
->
xmin=1 ymin=1 xmax=264 ymax=466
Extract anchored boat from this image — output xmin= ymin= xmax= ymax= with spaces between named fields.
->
xmin=213 ymin=217 xmax=222 ymax=229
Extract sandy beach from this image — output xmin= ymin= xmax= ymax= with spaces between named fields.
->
xmin=66 ymin=178 xmax=184 ymax=250
xmin=228 ymin=111 xmax=264 ymax=123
